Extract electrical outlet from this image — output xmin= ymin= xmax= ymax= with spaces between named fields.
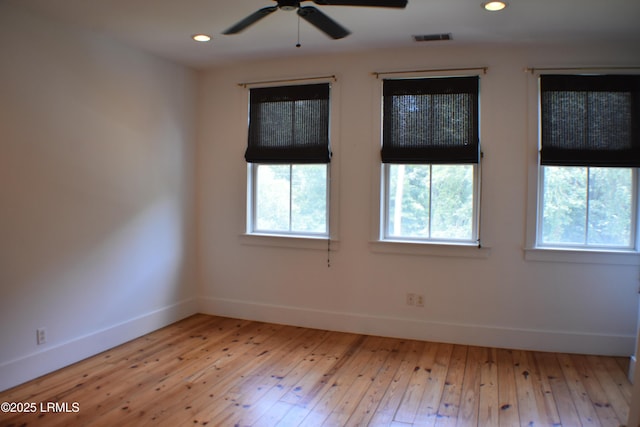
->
xmin=416 ymin=294 xmax=425 ymax=307
xmin=406 ymin=293 xmax=415 ymax=306
xmin=37 ymin=328 xmax=47 ymax=345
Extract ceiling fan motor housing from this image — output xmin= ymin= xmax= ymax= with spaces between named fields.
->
xmin=278 ymin=0 xmax=300 ymax=11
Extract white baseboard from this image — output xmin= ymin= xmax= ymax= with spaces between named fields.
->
xmin=630 ymin=355 xmax=637 ymax=383
xmin=198 ymin=296 xmax=635 ymax=357
xmin=0 ymin=298 xmax=198 ymax=392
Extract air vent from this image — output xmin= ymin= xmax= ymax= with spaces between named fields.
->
xmin=413 ymin=33 xmax=452 ymax=42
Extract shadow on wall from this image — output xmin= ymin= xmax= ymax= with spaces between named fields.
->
xmin=0 ymin=195 xmax=188 ymax=365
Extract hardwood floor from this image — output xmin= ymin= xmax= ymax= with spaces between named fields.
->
xmin=0 ymin=314 xmax=633 ymax=426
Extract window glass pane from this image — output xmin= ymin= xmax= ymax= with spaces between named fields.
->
xmin=254 ymin=164 xmax=327 ymax=234
xmin=541 ymin=166 xmax=587 ymax=245
xmin=291 ymin=165 xmax=327 ymax=233
xmin=431 ymin=165 xmax=474 ymax=240
xmin=255 ymin=165 xmax=290 ymax=231
xmin=386 ymin=164 xmax=474 ymax=240
xmin=387 ymin=165 xmax=430 ymax=238
xmin=540 ymin=166 xmax=634 ymax=247
xmin=587 ymin=167 xmax=632 ymax=246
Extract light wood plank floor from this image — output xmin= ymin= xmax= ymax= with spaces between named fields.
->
xmin=0 ymin=314 xmax=633 ymax=426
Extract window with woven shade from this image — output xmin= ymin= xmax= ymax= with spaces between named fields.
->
xmin=246 ymin=83 xmax=331 ymax=237
xmin=537 ymin=74 xmax=640 ymax=249
xmin=380 ymin=76 xmax=481 ymax=244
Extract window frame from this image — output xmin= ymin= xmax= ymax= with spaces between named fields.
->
xmin=524 ymin=70 xmax=640 ymax=263
xmin=375 ymin=73 xmax=483 ymax=249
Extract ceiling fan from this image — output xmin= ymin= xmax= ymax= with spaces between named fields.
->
xmin=223 ymin=0 xmax=408 ymax=40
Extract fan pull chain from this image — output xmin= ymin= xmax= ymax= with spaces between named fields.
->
xmin=296 ymin=15 xmax=301 ymax=48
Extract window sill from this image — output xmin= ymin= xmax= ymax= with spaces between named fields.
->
xmin=370 ymin=240 xmax=491 ymax=259
xmin=524 ymin=247 xmax=640 ymax=265
xmin=240 ymin=233 xmax=339 ymax=251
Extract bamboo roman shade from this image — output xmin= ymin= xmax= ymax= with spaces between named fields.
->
xmin=381 ymin=76 xmax=479 ymax=164
xmin=540 ymin=74 xmax=640 ymax=167
xmin=245 ymin=83 xmax=331 ymax=164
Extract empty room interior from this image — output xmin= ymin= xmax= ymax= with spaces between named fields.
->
xmin=1 ymin=0 xmax=640 ymax=425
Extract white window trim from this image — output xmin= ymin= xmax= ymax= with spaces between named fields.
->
xmin=370 ymin=239 xmax=490 ymax=259
xmin=242 ymin=78 xmax=341 ymax=248
xmin=523 ymin=69 xmax=640 ymax=265
xmin=239 ymin=232 xmax=340 ymax=252
xmin=370 ymin=71 xmax=489 ymax=259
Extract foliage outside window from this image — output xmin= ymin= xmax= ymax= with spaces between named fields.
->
xmin=540 ymin=166 xmax=634 ymax=247
xmin=246 ymin=83 xmax=330 ymax=237
xmin=253 ymin=164 xmax=327 ymax=235
xmin=537 ymin=74 xmax=640 ymax=250
xmin=386 ymin=164 xmax=475 ymax=240
xmin=381 ymin=76 xmax=480 ymax=244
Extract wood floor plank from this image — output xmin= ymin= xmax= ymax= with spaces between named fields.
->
xmin=367 ymin=340 xmax=426 ymax=426
xmin=529 ymin=352 xmax=562 ymax=427
xmin=570 ymin=354 xmax=621 ymax=427
xmin=321 ymin=336 xmax=396 ymax=427
xmin=301 ymin=335 xmax=387 ymax=426
xmin=600 ymin=356 xmax=633 ymax=404
xmin=0 ymin=314 xmax=633 ymax=427
xmin=197 ymin=325 xmax=316 ymax=426
xmin=104 ymin=320 xmax=288 ymax=426
xmin=148 ymin=321 xmax=299 ymax=426
xmin=343 ymin=338 xmax=413 ymax=427
xmin=512 ymin=349 xmax=545 ymax=427
xmin=585 ymin=355 xmax=630 ymax=423
xmin=556 ymin=352 xmax=601 ymax=426
xmin=535 ymin=351 xmax=582 ymax=427
xmin=478 ymin=347 xmax=499 ymax=427
xmin=394 ymin=341 xmax=439 ymax=423
xmin=433 ymin=344 xmax=468 ymax=427
xmin=456 ymin=346 xmax=483 ymax=426
xmin=275 ymin=331 xmax=367 ymax=426
xmin=496 ymin=348 xmax=520 ymax=427
xmin=414 ymin=343 xmax=454 ymax=426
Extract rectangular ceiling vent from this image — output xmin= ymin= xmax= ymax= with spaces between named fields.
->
xmin=413 ymin=33 xmax=452 ymax=42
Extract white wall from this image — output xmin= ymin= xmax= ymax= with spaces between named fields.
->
xmin=0 ymin=4 xmax=197 ymax=391
xmin=197 ymin=43 xmax=640 ymax=356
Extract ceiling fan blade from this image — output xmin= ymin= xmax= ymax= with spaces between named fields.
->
xmin=297 ymin=6 xmax=351 ymax=39
xmin=312 ymin=0 xmax=407 ymax=8
xmin=222 ymin=6 xmax=278 ymax=34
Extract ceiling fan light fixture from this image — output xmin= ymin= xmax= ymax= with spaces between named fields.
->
xmin=192 ymin=34 xmax=212 ymax=42
xmin=482 ymin=1 xmax=507 ymax=12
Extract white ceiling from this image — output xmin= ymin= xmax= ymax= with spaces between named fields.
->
xmin=10 ymin=0 xmax=640 ymax=69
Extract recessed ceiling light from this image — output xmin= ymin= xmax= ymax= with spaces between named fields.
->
xmin=482 ymin=1 xmax=507 ymax=11
xmin=192 ymin=34 xmax=211 ymax=42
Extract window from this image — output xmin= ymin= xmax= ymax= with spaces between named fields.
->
xmin=246 ymin=83 xmax=331 ymax=237
xmin=537 ymin=74 xmax=640 ymax=250
xmin=380 ymin=76 xmax=481 ymax=244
